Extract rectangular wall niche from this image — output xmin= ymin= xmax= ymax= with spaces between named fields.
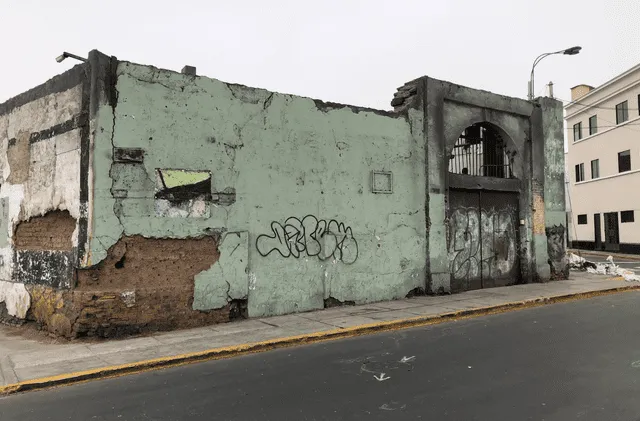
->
xmin=371 ymin=170 xmax=393 ymax=194
xmin=154 ymin=169 xmax=212 ymax=218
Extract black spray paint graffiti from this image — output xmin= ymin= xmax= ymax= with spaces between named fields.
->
xmin=447 ymin=207 xmax=517 ymax=283
xmin=546 ymin=224 xmax=568 ymax=277
xmin=256 ymin=215 xmax=359 ymax=264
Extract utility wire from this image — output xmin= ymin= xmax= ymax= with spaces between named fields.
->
xmin=572 ymin=122 xmax=640 ymax=128
xmin=559 ymin=96 xmax=640 ymax=133
xmin=572 ymin=115 xmax=640 ymax=134
xmin=560 ymin=96 xmax=640 ymax=111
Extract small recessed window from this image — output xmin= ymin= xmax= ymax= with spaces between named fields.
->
xmin=573 ymin=122 xmax=582 ymax=141
xmin=616 ymin=100 xmax=629 ymax=124
xmin=577 ymin=214 xmax=588 ymax=225
xmin=591 ymin=159 xmax=599 ymax=179
xmin=575 ymin=163 xmax=585 ymax=182
xmin=618 ymin=150 xmax=631 ymax=173
xmin=621 ymin=210 xmax=635 ymax=223
xmin=589 ymin=115 xmax=597 ymax=135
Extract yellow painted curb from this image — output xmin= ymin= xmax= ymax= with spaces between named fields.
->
xmin=1 ymin=285 xmax=638 ymax=397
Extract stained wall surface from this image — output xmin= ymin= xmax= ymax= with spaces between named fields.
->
xmin=87 ymin=60 xmax=428 ymax=318
xmin=0 ymin=65 xmax=89 ymax=319
xmin=0 ymin=49 xmax=567 ymax=334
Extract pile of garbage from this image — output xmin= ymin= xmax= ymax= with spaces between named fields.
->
xmin=568 ymin=253 xmax=640 ymax=282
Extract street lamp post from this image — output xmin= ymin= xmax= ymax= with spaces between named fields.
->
xmin=528 ymin=46 xmax=581 ymax=101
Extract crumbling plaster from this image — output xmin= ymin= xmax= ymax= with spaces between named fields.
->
xmin=0 ymin=280 xmax=29 ymax=319
xmin=0 ymin=84 xmax=84 ymax=316
xmin=88 ymin=61 xmax=427 ymax=318
xmin=193 ymin=231 xmax=249 ymax=311
xmin=422 ymin=77 xmax=564 ymax=289
xmin=539 ymin=97 xmax=568 ymax=277
xmin=0 ymin=85 xmax=83 ymax=227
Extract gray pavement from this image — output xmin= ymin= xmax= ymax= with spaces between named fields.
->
xmin=3 ymin=291 xmax=640 ymax=420
xmin=0 ymin=272 xmax=635 ymax=389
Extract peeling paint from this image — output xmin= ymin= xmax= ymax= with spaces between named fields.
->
xmin=193 ymin=232 xmax=248 ymax=311
xmin=0 ymin=280 xmax=30 ymax=319
xmin=0 ymin=52 xmax=569 ymax=336
xmin=87 ymin=60 xmax=427 ymax=319
xmin=0 ymin=77 xmax=86 ymax=319
xmin=532 ymin=191 xmax=546 ymax=236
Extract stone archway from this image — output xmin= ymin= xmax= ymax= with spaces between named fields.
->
xmin=446 ymin=121 xmax=521 ymax=292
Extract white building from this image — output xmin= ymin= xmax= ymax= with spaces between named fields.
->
xmin=565 ymin=63 xmax=640 ymax=253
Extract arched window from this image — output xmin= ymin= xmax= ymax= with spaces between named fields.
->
xmin=448 ymin=123 xmax=514 ymax=179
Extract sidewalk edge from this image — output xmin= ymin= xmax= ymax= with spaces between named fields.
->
xmin=568 ymin=249 xmax=640 ymax=262
xmin=1 ymin=285 xmax=638 ymax=397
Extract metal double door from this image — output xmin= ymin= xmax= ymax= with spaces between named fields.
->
xmin=447 ymin=189 xmax=520 ymax=292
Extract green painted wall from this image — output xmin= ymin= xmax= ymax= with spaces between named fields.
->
xmin=89 ymin=62 xmax=427 ymax=317
xmin=540 ymin=97 xmax=568 ymax=277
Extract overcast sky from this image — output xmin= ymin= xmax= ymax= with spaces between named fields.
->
xmin=1 ymin=0 xmax=639 ymax=110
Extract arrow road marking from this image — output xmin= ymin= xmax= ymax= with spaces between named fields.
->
xmin=400 ymin=356 xmax=415 ymax=363
xmin=374 ymin=373 xmax=390 ymax=381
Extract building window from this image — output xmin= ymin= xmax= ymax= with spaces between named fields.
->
xmin=577 ymin=214 xmax=588 ymax=225
xmin=591 ymin=159 xmax=599 ymax=179
xmin=575 ymin=163 xmax=585 ymax=182
xmin=573 ymin=122 xmax=582 ymax=141
xmin=589 ymin=115 xmax=597 ymax=135
xmin=616 ymin=100 xmax=629 ymax=124
xmin=618 ymin=150 xmax=631 ymax=173
xmin=621 ymin=210 xmax=635 ymax=223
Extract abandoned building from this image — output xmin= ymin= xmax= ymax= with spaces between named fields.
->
xmin=0 ymin=50 xmax=567 ymax=338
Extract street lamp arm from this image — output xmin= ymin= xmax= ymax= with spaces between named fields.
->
xmin=531 ymin=50 xmax=566 ymax=76
xmin=528 ymin=46 xmax=581 ymax=100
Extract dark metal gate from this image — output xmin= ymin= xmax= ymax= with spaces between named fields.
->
xmin=447 ymin=189 xmax=520 ymax=292
xmin=594 ymin=213 xmax=602 ymax=251
xmin=604 ymin=212 xmax=620 ymax=252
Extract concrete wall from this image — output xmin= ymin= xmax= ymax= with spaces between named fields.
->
xmin=421 ymin=79 xmax=566 ymax=286
xmin=540 ymin=98 xmax=568 ymax=277
xmin=85 ymin=58 xmax=427 ymax=324
xmin=0 ymin=49 xmax=567 ymax=336
xmin=0 ymin=64 xmax=90 ymax=321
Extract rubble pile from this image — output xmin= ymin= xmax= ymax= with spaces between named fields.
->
xmin=568 ymin=253 xmax=640 ymax=282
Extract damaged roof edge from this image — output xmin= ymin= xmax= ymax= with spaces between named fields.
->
xmin=0 ymin=62 xmax=89 ymax=117
xmin=113 ymin=56 xmax=410 ymax=118
xmin=427 ymin=75 xmax=537 ymax=117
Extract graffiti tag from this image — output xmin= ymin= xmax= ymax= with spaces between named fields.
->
xmin=447 ymin=207 xmax=517 ymax=284
xmin=256 ymin=215 xmax=359 ymax=264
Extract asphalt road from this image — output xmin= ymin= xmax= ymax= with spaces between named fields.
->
xmin=3 ymin=292 xmax=640 ymax=421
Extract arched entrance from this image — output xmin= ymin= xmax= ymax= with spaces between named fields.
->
xmin=447 ymin=122 xmax=520 ymax=292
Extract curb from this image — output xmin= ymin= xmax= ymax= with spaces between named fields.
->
xmin=568 ymin=249 xmax=640 ymax=262
xmin=1 ymin=285 xmax=638 ymax=397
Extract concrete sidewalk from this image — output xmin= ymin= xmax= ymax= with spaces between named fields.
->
xmin=1 ymin=272 xmax=638 ymax=392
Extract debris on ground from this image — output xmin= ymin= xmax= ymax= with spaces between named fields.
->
xmin=568 ymin=253 xmax=640 ymax=282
